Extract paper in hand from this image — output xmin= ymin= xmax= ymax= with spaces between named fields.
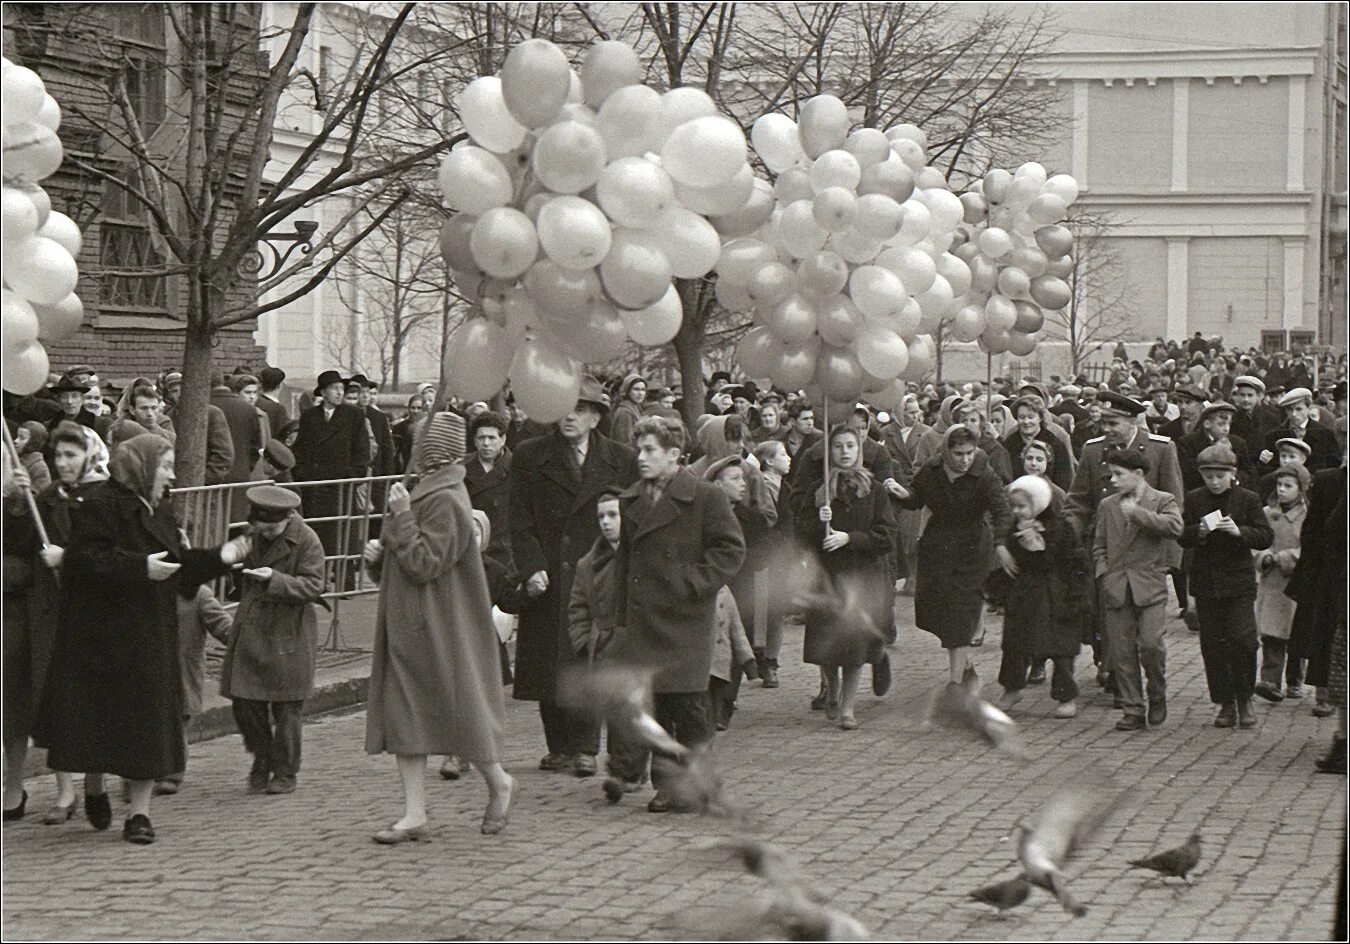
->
xmin=1202 ymin=509 xmax=1224 ymax=531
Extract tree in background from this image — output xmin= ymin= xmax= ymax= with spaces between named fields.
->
xmin=1044 ymin=209 xmax=1136 ymax=376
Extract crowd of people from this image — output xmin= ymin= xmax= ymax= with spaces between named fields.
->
xmin=1 ymin=338 xmax=1346 ymax=844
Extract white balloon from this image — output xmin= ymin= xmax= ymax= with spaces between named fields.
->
xmin=5 ymin=236 xmax=77 ymax=305
xmin=797 ymin=95 xmax=850 ymax=159
xmin=601 ymin=229 xmax=672 ymax=309
xmin=1 ymin=185 xmax=38 ymax=240
xmin=1015 ymin=161 xmax=1048 ymax=185
xmin=37 ymin=210 xmax=81 ymax=257
xmin=848 ymin=265 xmax=907 ymax=319
xmin=914 ymin=166 xmax=947 ymax=190
xmin=536 ymin=196 xmax=612 ymax=271
xmin=843 ymin=128 xmax=891 ymax=168
xmin=717 ymin=238 xmax=777 ymax=286
xmin=596 ymin=84 xmax=664 ymax=159
xmin=885 ymin=124 xmax=928 ymax=150
xmin=596 ymin=157 xmax=675 ymax=228
xmin=876 ymin=246 xmax=936 ymax=294
xmin=469 ymin=207 xmax=539 ymax=279
xmin=853 ymin=194 xmax=903 ymax=240
xmin=895 ymin=200 xmax=931 ymax=246
xmin=580 ymin=41 xmax=643 ymax=109
xmin=621 ymin=284 xmax=683 ymax=345
xmin=32 ymin=292 xmax=83 ymax=342
xmin=34 ymin=94 xmax=60 ymax=133
xmin=778 ymin=200 xmax=829 ymax=259
xmin=532 ymin=120 xmax=608 ymax=194
xmin=458 ymin=76 xmax=528 ymax=153
xmin=829 ymin=227 xmax=883 ymax=265
xmin=709 ymin=178 xmax=775 ymax=238
xmin=2 ymin=288 xmax=40 ymax=349
xmin=673 ymin=162 xmax=753 ymax=216
xmin=812 ymin=187 xmax=857 ymax=233
xmin=438 ymin=147 xmax=513 ymax=214
xmin=659 ymin=87 xmax=718 ymax=141
xmin=914 ymin=275 xmax=954 ymax=322
xmin=922 ymin=189 xmax=964 ymax=234
xmin=977 ymin=227 xmax=1013 ymax=259
xmin=652 ymin=207 xmax=720 ymax=278
xmin=1043 ymin=173 xmax=1080 ymax=205
xmin=661 ymin=116 xmax=746 ymax=186
xmin=936 ymin=252 xmax=973 ymax=297
xmin=751 ymin=113 xmax=805 ymax=173
xmin=890 ymin=138 xmax=926 ymax=172
xmin=809 ymin=150 xmax=862 ymax=194
xmin=1 ymin=65 xmax=46 ymax=126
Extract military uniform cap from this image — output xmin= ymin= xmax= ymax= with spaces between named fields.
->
xmin=245 ymin=485 xmax=301 ymax=522
xmin=1098 ymin=390 xmax=1145 ymax=418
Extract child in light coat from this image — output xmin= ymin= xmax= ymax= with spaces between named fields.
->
xmin=1253 ymin=464 xmax=1310 ymax=703
xmin=710 ymin=585 xmax=756 ymax=731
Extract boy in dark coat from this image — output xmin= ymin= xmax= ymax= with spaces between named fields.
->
xmin=1179 ymin=444 xmax=1274 ymax=729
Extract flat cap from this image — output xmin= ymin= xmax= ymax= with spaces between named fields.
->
xmin=1196 ymin=443 xmax=1238 ymax=470
xmin=1200 ymin=402 xmax=1237 ymax=422
xmin=1171 ymin=384 xmax=1208 ymax=403
xmin=263 ymin=439 xmax=296 ymax=470
xmin=1275 ymin=437 xmax=1312 ymax=459
xmin=1278 ymin=387 xmax=1313 ymax=408
xmin=1231 ymin=375 xmax=1265 ymax=393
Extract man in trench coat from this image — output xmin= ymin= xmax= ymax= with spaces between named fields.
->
xmin=219 ymin=486 xmax=326 ymax=795
xmin=509 ymin=378 xmax=638 ymax=775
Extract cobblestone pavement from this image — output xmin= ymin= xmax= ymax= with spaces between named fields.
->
xmin=4 ymin=598 xmax=1345 ymax=941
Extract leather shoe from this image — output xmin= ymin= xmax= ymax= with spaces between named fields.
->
xmin=872 ymin=652 xmax=892 ymax=697
xmin=1182 ymin=610 xmax=1200 ymax=633
xmin=43 ymin=800 xmax=76 ymax=825
xmin=1148 ymin=699 xmax=1167 ymax=727
xmin=1115 ymin=715 xmax=1146 ymax=731
xmin=439 ymin=756 xmax=468 ymax=780
xmin=84 ymin=792 xmax=112 ymax=831
xmin=1027 ymin=663 xmax=1047 ymax=686
xmin=538 ymin=752 xmax=571 ymax=772
xmin=373 ymin=823 xmax=430 ymax=844
xmin=248 ymin=758 xmax=270 ymax=795
xmin=265 ymin=776 xmax=296 ymax=795
xmin=1237 ymin=698 xmax=1257 ymax=729
xmin=154 ymin=780 xmax=180 ymax=796
xmin=3 ymin=790 xmax=27 ymax=822
xmin=122 ymin=814 xmax=155 ymax=845
xmin=1253 ymin=682 xmax=1284 ymax=703
xmin=602 ymin=777 xmax=645 ymax=804
xmin=572 ymin=755 xmax=598 ymax=778
xmin=1214 ymin=703 xmax=1237 ymax=728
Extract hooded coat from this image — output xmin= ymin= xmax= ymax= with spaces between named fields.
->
xmin=608 ymin=374 xmax=647 ymax=446
xmin=364 ymin=463 xmax=505 ymax=761
xmin=37 ymin=434 xmax=232 ymax=779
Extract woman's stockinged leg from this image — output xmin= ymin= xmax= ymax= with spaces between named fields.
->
xmin=949 ymin=646 xmax=973 ymax=684
xmin=53 ymin=771 xmax=75 ymax=807
xmin=394 ymin=754 xmax=428 ymax=829
xmin=478 ymin=761 xmax=514 ymax=822
xmin=839 ymin=666 xmax=862 ymax=719
xmin=126 ymin=779 xmax=153 ymax=818
xmin=3 ymin=736 xmax=27 ymax=809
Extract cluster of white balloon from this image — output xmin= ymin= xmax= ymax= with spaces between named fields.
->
xmin=439 ymin=38 xmax=758 ymax=422
xmin=1 ymin=57 xmax=85 ymax=397
xmin=945 ymin=163 xmax=1079 ymax=357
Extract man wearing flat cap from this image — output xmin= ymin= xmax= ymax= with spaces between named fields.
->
xmin=220 ymin=485 xmax=326 ymax=796
xmin=510 ymin=376 xmax=638 ymax=777
xmin=1258 ymin=387 xmax=1341 ymax=474
xmin=1176 ymin=401 xmax=1256 ymax=494
xmin=1229 ymin=375 xmax=1282 ymax=462
xmin=1157 ymin=385 xmax=1207 ymax=443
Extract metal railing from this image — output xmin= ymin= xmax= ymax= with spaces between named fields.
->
xmin=171 ymin=473 xmax=410 ymax=652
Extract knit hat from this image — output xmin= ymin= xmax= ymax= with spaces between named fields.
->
xmin=1007 ymin=475 xmax=1052 ymax=517
xmin=414 ymin=412 xmax=466 ymax=473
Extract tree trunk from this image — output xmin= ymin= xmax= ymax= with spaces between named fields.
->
xmin=673 ymin=278 xmax=707 ymax=429
xmin=176 ymin=303 xmax=216 ymax=489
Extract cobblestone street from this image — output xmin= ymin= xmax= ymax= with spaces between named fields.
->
xmin=3 ymin=599 xmax=1345 ymax=941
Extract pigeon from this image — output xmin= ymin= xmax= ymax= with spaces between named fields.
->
xmin=968 ymin=875 xmax=1032 ymax=916
xmin=692 ymin=837 xmax=869 ymax=940
xmin=792 ymin=573 xmax=890 ymax=647
xmin=927 ymin=667 xmax=1028 ymax=761
xmin=652 ymin=745 xmax=737 ymax=818
xmin=1129 ymin=832 xmax=1202 ymax=884
xmin=556 ymin=664 xmax=688 ymax=759
xmin=1017 ymin=784 xmax=1123 ymax=917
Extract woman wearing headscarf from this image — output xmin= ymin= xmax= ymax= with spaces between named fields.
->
xmin=609 ymin=373 xmax=647 ymax=446
xmin=889 ymin=425 xmax=1013 ymax=684
xmin=953 ymin=401 xmax=1014 ymax=484
xmin=36 ymin=433 xmax=250 ymax=844
xmin=791 ymin=424 xmax=896 ymax=730
xmin=363 ymin=412 xmax=514 ymax=842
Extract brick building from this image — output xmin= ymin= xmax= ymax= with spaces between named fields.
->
xmin=2 ymin=4 xmax=267 ymax=387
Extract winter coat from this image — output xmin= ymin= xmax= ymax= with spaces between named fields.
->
xmin=1179 ymin=485 xmax=1273 ymax=599
xmin=609 ymin=399 xmax=645 ymax=447
xmin=1254 ymin=501 xmax=1304 ymax=640
xmin=508 ymin=429 xmax=637 ymax=702
xmin=36 ymin=480 xmax=230 ymax=780
xmin=364 ymin=464 xmax=504 ymax=761
xmin=461 ymin=450 xmax=513 ymax=566
xmin=567 ymin=537 xmax=619 ymax=659
xmin=607 ymin=468 xmax=746 ymax=693
xmin=711 ymin=585 xmax=754 ymax=682
xmin=1092 ymin=484 xmax=1183 ymax=609
xmin=203 ymin=404 xmax=237 ymax=486
xmin=896 ymin=454 xmax=1012 ymax=649
xmin=1176 ymin=430 xmax=1255 ymax=493
xmin=1287 ymin=468 xmax=1348 ymax=683
xmin=292 ymin=403 xmax=371 ymax=482
xmin=986 ymin=513 xmax=1091 ymax=658
xmin=20 ymin=449 xmax=51 ymax=493
xmin=689 ymin=416 xmax=779 ymax=531
xmin=219 ymin=513 xmax=326 ymax=703
xmin=792 ymin=471 xmax=896 ymax=668
xmin=177 ymin=585 xmax=232 ymax=716
xmin=1260 ymin=421 xmax=1341 ymax=474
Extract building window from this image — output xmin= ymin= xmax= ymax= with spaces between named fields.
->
xmin=99 ymin=163 xmax=168 ymax=311
xmin=112 ymin=5 xmax=167 ymax=133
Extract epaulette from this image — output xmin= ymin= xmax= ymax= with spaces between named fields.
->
xmin=1085 ymin=435 xmax=1106 ymax=446
xmin=1146 ymin=433 xmax=1173 ymax=443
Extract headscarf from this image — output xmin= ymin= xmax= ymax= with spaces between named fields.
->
xmin=110 ymin=432 xmax=173 ymax=505
xmin=79 ymin=427 xmax=110 ymax=484
xmin=816 ymin=426 xmax=873 ymax=506
xmin=114 ymin=377 xmax=156 ymax=420
xmin=695 ymin=414 xmax=741 ymax=462
xmin=899 ymin=394 xmax=920 ymax=425
xmin=1008 ymin=475 xmax=1052 ymax=518
xmin=940 ymin=424 xmax=980 ymax=481
xmin=17 ymin=421 xmax=47 ymax=456
xmin=932 ymin=394 xmax=964 ymax=434
xmin=413 ymin=411 xmax=463 ymax=475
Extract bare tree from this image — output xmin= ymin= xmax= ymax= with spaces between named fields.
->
xmin=1044 ymin=209 xmax=1136 ymax=376
xmin=9 ymin=3 xmax=482 ymax=484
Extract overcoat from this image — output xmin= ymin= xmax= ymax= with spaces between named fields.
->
xmin=508 ymin=429 xmax=637 ymax=702
xmin=607 ymin=469 xmax=746 ymax=693
xmin=1260 ymin=421 xmax=1341 ymax=473
xmin=1091 ymin=484 xmax=1184 ymax=609
xmin=896 ymin=454 xmax=1012 ymax=649
xmin=461 ymin=449 xmax=513 ymax=565
xmin=1254 ymin=501 xmax=1305 ymax=640
xmin=791 ymin=474 xmax=896 ymax=668
xmin=1287 ymin=467 xmax=1348 ymax=684
xmin=36 ymin=480 xmax=229 ymax=780
xmin=364 ymin=464 xmax=504 ymax=761
xmin=219 ymin=513 xmax=326 ymax=702
xmin=1178 ymin=485 xmax=1273 ymax=599
xmin=988 ymin=513 xmax=1092 ymax=658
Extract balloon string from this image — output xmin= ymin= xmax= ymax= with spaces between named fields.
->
xmin=822 ymin=394 xmax=831 ymax=537
xmin=2 ymin=423 xmax=50 ymax=549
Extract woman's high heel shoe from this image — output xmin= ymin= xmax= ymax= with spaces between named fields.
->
xmin=373 ymin=823 xmax=430 ymax=844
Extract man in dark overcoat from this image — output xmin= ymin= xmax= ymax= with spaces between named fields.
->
xmin=462 ymin=411 xmax=513 ymax=566
xmin=509 ymin=378 xmax=637 ymax=776
xmin=606 ymin=415 xmax=746 ymax=812
xmin=352 ymin=375 xmax=395 ymax=537
xmin=291 ymin=370 xmax=371 ymax=573
xmin=1175 ymin=402 xmax=1255 ymax=493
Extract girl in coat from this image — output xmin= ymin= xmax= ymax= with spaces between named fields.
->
xmin=363 ymin=413 xmax=514 ymax=841
xmin=37 ymin=433 xmax=249 ymax=844
xmin=986 ymin=476 xmax=1093 ymax=717
xmin=1253 ymin=464 xmax=1309 ymax=702
xmin=793 ymin=425 xmax=897 ymax=730
xmin=892 ymin=425 xmax=1013 ymax=686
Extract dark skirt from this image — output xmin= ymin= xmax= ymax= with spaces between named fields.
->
xmin=913 ymin=522 xmax=992 ymax=649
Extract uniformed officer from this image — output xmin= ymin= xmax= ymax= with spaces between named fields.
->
xmin=1067 ymin=391 xmax=1187 ymax=674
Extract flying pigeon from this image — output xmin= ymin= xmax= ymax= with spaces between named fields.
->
xmin=1017 ymin=785 xmax=1123 ymax=917
xmin=556 ymin=664 xmax=688 ymax=759
xmin=927 ymin=667 xmax=1028 ymax=760
xmin=1129 ymin=832 xmax=1202 ymax=884
xmin=968 ymin=875 xmax=1032 ymax=916
xmin=652 ymin=745 xmax=738 ymax=818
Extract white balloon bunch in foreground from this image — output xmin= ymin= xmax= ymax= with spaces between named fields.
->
xmin=2 ymin=56 xmax=85 ymax=396
xmin=439 ymin=38 xmax=756 ymax=422
xmin=947 ymin=162 xmax=1079 ymax=357
xmin=729 ymin=95 xmax=973 ymax=410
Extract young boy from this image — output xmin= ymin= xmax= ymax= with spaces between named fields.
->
xmin=1179 ymin=444 xmax=1274 ymax=729
xmin=703 ymin=457 xmax=763 ymax=728
xmin=219 ymin=486 xmax=327 ymax=794
xmin=1093 ymin=449 xmax=1184 ymax=731
xmin=1255 ymin=437 xmax=1311 ymax=503
xmin=1253 ymin=464 xmax=1309 ymax=703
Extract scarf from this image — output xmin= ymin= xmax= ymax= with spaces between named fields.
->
xmin=1014 ymin=516 xmax=1046 ymax=552
xmin=814 ymin=443 xmax=873 ymax=506
xmin=940 ymin=424 xmax=977 ymax=482
xmin=110 ymin=432 xmax=172 ymax=505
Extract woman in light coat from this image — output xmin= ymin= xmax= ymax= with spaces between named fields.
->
xmin=363 ymin=412 xmax=514 ymax=841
